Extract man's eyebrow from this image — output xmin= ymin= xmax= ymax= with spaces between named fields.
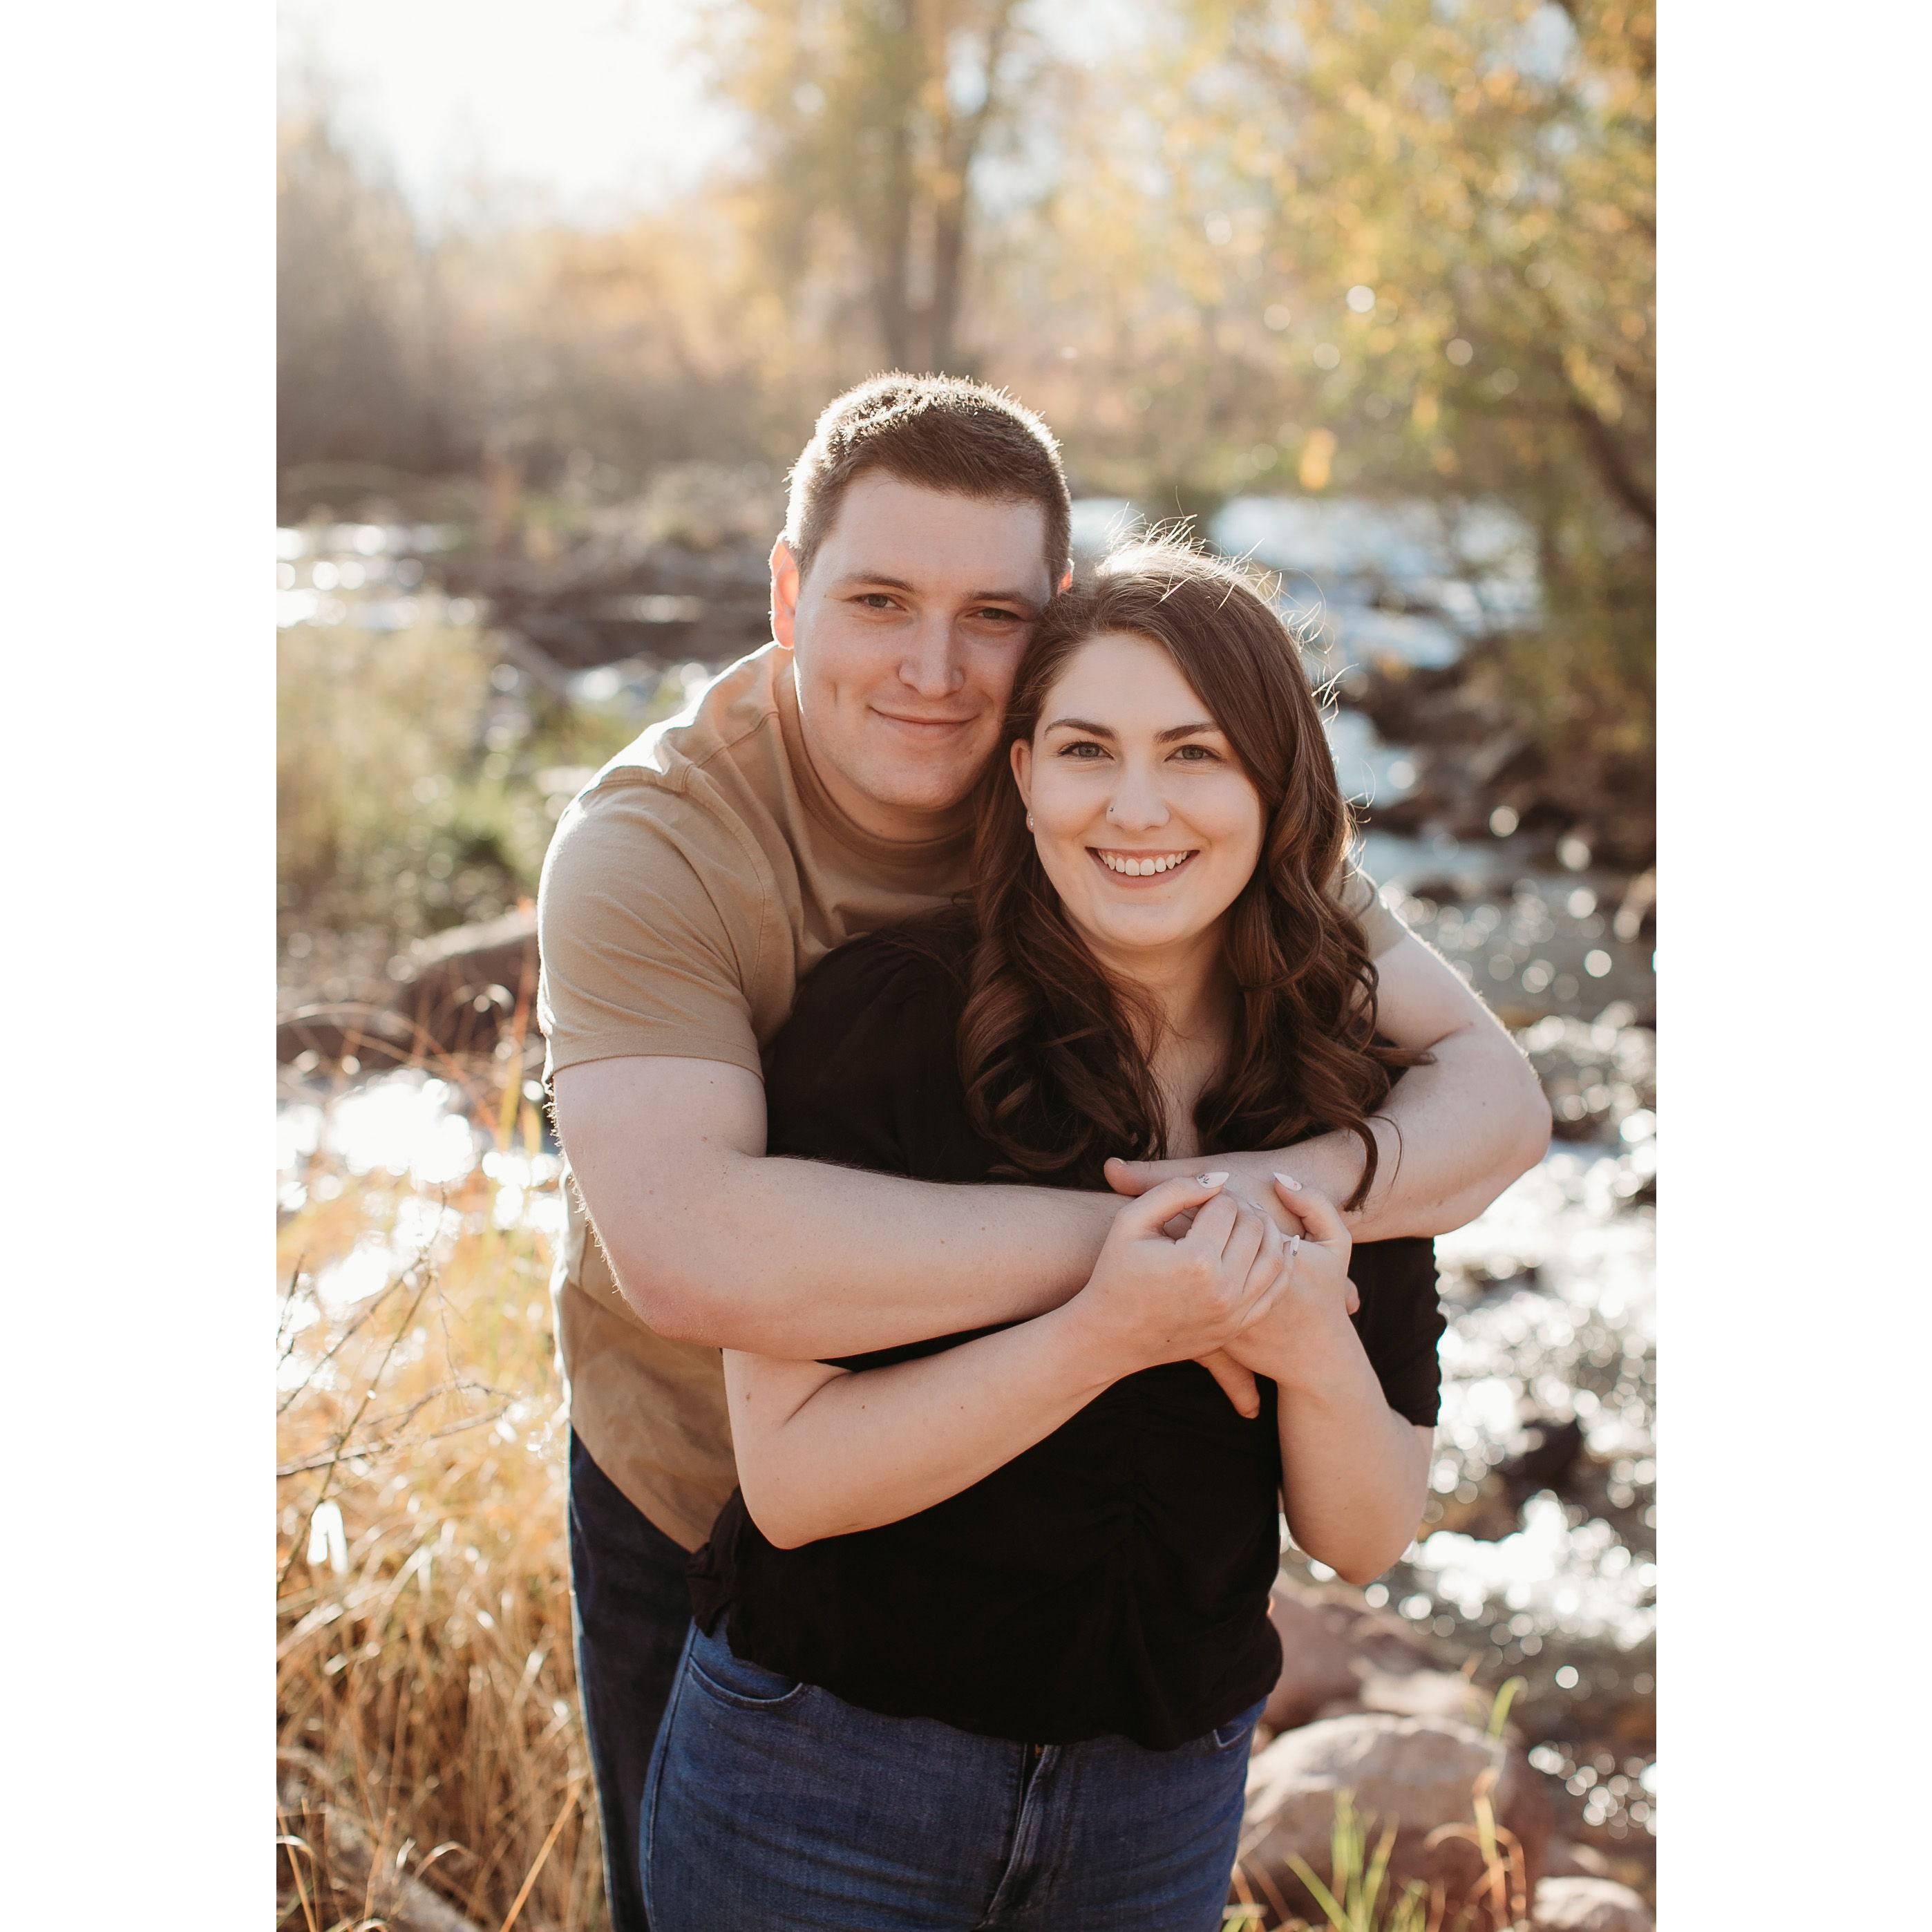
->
xmin=1043 ymin=717 xmax=1222 ymax=743
xmin=828 ymin=571 xmax=1041 ymax=612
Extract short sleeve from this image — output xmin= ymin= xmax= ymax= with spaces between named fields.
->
xmin=1334 ymin=862 xmax=1407 ymax=960
xmin=537 ymin=777 xmax=770 ymax=1080
xmin=1347 ymin=1238 xmax=1446 ymax=1428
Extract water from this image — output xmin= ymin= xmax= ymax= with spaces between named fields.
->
xmin=275 ymin=504 xmax=1656 ymax=1859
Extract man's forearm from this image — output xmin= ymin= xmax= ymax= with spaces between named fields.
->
xmin=1125 ymin=1023 xmax=1550 ymax=1240
xmin=600 ymin=1149 xmax=1118 ymax=1358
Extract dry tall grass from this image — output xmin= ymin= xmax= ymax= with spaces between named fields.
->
xmin=276 ymin=1042 xmax=602 ymax=1931
xmin=275 ymin=1041 xmax=1531 ymax=1932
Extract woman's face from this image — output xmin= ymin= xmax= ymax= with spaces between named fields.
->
xmin=1010 ymin=632 xmax=1266 ymax=973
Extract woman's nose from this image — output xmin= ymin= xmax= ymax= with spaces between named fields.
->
xmin=1106 ymin=763 xmax=1171 ymax=831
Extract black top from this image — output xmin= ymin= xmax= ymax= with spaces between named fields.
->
xmin=687 ymin=916 xmax=1446 ymax=1750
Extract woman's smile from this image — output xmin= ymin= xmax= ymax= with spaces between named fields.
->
xmin=1089 ymin=846 xmax=1199 ymax=880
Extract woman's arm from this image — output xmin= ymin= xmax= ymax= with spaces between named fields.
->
xmin=1276 ymin=1362 xmax=1434 ymax=1588
xmin=1223 ymin=1180 xmax=1434 ymax=1584
xmin=728 ymin=1176 xmax=1284 ymax=1549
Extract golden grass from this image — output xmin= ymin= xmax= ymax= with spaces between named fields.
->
xmin=276 ymin=1042 xmax=1531 ymax=1932
xmin=276 ymin=1051 xmax=603 ymax=1931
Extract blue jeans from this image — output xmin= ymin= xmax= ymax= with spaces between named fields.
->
xmin=567 ymin=1432 xmax=697 ymax=1932
xmin=641 ymin=1617 xmax=1263 ymax=1931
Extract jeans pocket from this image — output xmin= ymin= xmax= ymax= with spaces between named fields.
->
xmin=685 ymin=1622 xmax=811 ymax=1712
xmin=1206 ymin=1696 xmax=1268 ymax=1754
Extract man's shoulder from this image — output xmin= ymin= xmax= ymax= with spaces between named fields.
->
xmin=589 ymin=644 xmax=791 ymax=797
xmin=551 ymin=646 xmax=795 ymax=866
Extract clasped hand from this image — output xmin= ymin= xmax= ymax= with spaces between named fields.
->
xmin=1070 ymin=1173 xmax=1358 ymax=1412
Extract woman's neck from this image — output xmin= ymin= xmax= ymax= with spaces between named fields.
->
xmin=1088 ymin=929 xmax=1239 ymax=1145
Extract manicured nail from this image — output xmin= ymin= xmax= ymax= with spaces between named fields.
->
xmin=1198 ymin=1171 xmax=1229 ymax=1186
xmin=1273 ymin=1171 xmax=1303 ymax=1190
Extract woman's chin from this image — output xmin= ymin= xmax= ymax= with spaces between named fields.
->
xmin=1067 ymin=904 xmax=1215 ymax=961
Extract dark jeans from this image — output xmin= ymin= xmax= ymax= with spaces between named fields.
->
xmin=643 ymin=1616 xmax=1263 ymax=1931
xmin=568 ymin=1431 xmax=696 ymax=1932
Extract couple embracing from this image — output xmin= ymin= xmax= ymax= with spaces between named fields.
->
xmin=538 ymin=375 xmax=1551 ymax=1931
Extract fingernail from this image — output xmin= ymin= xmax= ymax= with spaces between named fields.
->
xmin=1198 ymin=1171 xmax=1229 ymax=1186
xmin=1273 ymin=1171 xmax=1302 ymax=1190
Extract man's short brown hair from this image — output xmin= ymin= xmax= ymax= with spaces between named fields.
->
xmin=784 ymin=373 xmax=1072 ymax=588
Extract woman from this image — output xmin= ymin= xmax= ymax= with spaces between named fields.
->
xmin=643 ymin=540 xmax=1447 ymax=1931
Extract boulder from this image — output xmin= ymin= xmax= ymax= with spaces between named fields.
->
xmin=1264 ymin=1584 xmax=1488 ymax=1734
xmin=1236 ymin=1714 xmax=1553 ymax=1932
xmin=1544 ymin=1839 xmax=1613 ymax=1879
xmin=1532 ymin=1875 xmax=1654 ymax=1932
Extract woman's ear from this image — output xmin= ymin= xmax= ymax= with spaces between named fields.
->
xmin=1010 ymin=735 xmax=1034 ymax=811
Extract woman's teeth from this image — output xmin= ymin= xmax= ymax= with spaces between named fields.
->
xmin=1095 ymin=850 xmax=1192 ymax=876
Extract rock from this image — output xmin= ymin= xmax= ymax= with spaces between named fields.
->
xmin=278 ymin=909 xmax=542 ymax=1067
xmin=1532 ymin=1874 xmax=1654 ymax=1931
xmin=1261 ymin=1589 xmax=1363 ymax=1731
xmin=1498 ymin=1415 xmax=1587 ymax=1504
xmin=1316 ymin=1666 xmax=1490 ymax=1730
xmin=1544 ymin=1839 xmax=1613 ymax=1879
xmin=1237 ymin=1713 xmax=1553 ymax=1931
xmin=1261 ymin=1586 xmax=1456 ymax=1734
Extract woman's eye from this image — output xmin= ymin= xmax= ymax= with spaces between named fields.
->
xmin=1059 ymin=740 xmax=1106 ymax=759
xmin=1173 ymin=743 xmax=1220 ymax=762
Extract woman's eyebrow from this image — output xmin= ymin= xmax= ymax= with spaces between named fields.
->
xmin=1043 ymin=717 xmax=1222 ymax=742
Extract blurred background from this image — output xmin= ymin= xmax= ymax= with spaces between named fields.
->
xmin=276 ymin=3 xmax=1654 ymax=1926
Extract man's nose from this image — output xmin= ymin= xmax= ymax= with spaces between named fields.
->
xmin=897 ymin=614 xmax=967 ymax=699
xmin=1106 ymin=761 xmax=1171 ymax=831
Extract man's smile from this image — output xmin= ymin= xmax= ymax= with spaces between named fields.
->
xmin=871 ymin=706 xmax=981 ymax=739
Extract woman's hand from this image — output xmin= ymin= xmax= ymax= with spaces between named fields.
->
xmin=1223 ymin=1175 xmax=1364 ymax=1392
xmin=1066 ymin=1173 xmax=1289 ymax=1385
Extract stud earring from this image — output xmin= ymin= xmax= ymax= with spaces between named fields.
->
xmin=1025 ymin=813 xmax=1035 ymax=830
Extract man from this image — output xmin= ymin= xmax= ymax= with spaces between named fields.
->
xmin=538 ymin=374 xmax=1551 ymax=1929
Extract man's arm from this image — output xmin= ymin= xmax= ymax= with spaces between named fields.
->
xmin=553 ymin=1054 xmax=1121 ymax=1358
xmin=1106 ymin=926 xmax=1552 ymax=1240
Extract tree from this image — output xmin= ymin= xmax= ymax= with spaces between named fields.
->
xmin=1109 ymin=0 xmax=1655 ymax=784
xmin=699 ymin=0 xmax=1038 ymax=372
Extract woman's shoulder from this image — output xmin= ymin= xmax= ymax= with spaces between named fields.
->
xmin=786 ymin=907 xmax=976 ymax=1034
xmin=764 ymin=907 xmax=981 ymax=1173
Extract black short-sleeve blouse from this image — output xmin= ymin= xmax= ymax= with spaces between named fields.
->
xmin=686 ymin=916 xmax=1445 ymax=1750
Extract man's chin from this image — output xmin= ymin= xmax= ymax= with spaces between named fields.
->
xmin=840 ymin=757 xmax=983 ymax=824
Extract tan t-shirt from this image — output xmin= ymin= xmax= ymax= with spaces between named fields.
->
xmin=536 ymin=641 xmax=1405 ymax=1546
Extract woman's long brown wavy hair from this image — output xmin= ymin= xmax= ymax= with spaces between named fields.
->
xmin=956 ymin=536 xmax=1429 ymax=1208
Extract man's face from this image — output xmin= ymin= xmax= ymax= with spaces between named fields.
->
xmin=773 ymin=472 xmax=1055 ymax=839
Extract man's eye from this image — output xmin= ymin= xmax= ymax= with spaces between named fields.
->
xmin=974 ymin=607 xmax=1025 ymax=623
xmin=855 ymin=593 xmax=897 ymax=609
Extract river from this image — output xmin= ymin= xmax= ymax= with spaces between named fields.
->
xmin=277 ymin=502 xmax=1656 ymax=1876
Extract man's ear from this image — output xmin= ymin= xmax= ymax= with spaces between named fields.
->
xmin=1009 ymin=735 xmax=1034 ymax=811
xmin=770 ymin=537 xmax=802 ymax=650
